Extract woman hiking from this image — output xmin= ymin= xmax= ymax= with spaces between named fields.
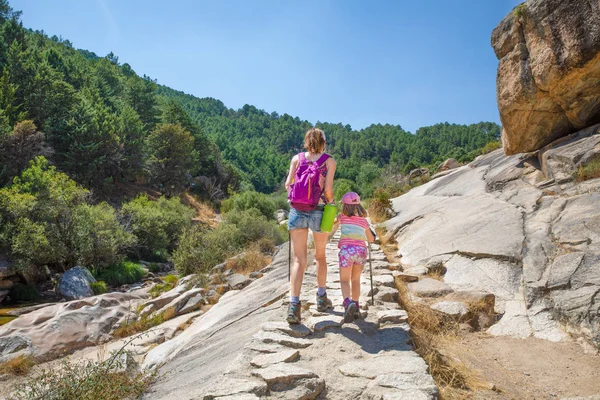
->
xmin=285 ymin=128 xmax=336 ymax=324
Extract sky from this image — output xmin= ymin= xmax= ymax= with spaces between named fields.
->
xmin=13 ymin=0 xmax=519 ymax=133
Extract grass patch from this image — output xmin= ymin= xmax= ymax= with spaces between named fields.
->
xmin=225 ymin=250 xmax=271 ymax=275
xmin=96 ymin=261 xmax=147 ymax=286
xmin=577 ymin=158 xmax=600 ymax=182
xmin=148 ymin=275 xmax=178 ymax=298
xmin=514 ymin=3 xmax=526 ymax=18
xmin=113 ymin=312 xmax=164 ymax=339
xmin=0 ymin=355 xmax=36 ymax=376
xmin=9 ymin=340 xmax=155 ymax=400
xmin=368 ymin=189 xmax=393 ymax=223
xmin=9 ymin=284 xmax=41 ymax=302
xmin=90 ymin=281 xmax=108 ymax=295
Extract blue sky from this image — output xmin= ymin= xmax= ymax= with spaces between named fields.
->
xmin=13 ymin=0 xmax=519 ymax=133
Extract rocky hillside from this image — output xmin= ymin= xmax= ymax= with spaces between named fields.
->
xmin=385 ymin=122 xmax=600 ymax=348
xmin=493 ymin=0 xmax=600 ymax=154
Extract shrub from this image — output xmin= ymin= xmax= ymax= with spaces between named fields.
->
xmin=0 ymin=355 xmax=36 ymax=376
xmin=90 ymin=281 xmax=108 ymax=295
xmin=333 ymin=179 xmax=357 ymax=203
xmin=369 ymin=189 xmax=393 ymax=223
xmin=481 ymin=141 xmax=502 ymax=155
xmin=514 ymin=3 xmax=526 ymax=18
xmin=173 ymin=224 xmax=242 ymax=275
xmin=220 ymin=191 xmax=277 ymax=220
xmin=577 ymin=158 xmax=600 ymax=182
xmin=269 ymin=192 xmax=290 ymax=212
xmin=162 ymin=274 xmax=178 ymax=285
xmin=148 ymin=283 xmax=172 ymax=298
xmin=147 ymin=262 xmax=161 ymax=273
xmin=9 ymin=284 xmax=41 ymax=302
xmin=223 ymin=208 xmax=286 ymax=247
xmin=96 ymin=261 xmax=146 ymax=286
xmin=71 ymin=203 xmax=135 ymax=269
xmin=225 ymin=250 xmax=270 ymax=275
xmin=121 ymin=194 xmax=194 ymax=259
xmin=9 ymin=347 xmax=155 ymax=400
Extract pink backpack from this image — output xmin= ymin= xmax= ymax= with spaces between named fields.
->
xmin=288 ymin=153 xmax=330 ymax=211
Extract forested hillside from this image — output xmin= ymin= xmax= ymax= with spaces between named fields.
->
xmin=161 ymin=84 xmax=500 ymax=193
xmin=0 ymin=0 xmax=499 ymax=198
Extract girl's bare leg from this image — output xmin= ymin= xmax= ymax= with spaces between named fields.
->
xmin=339 ymin=266 xmax=352 ymax=300
xmin=351 ymin=264 xmax=363 ymax=302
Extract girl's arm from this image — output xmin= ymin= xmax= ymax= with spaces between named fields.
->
xmin=285 ymin=155 xmax=299 ymax=191
xmin=323 ymin=157 xmax=336 ymax=203
xmin=365 ymin=225 xmax=376 ymax=243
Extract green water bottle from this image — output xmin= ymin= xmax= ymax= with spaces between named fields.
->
xmin=320 ymin=204 xmax=337 ymax=232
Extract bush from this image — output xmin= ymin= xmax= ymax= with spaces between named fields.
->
xmin=220 ymin=191 xmax=277 ymax=220
xmin=71 ymin=203 xmax=136 ymax=269
xmin=173 ymin=224 xmax=242 ymax=275
xmin=269 ymin=192 xmax=290 ymax=212
xmin=121 ymin=194 xmax=194 ymax=259
xmin=96 ymin=261 xmax=146 ymax=286
xmin=90 ymin=281 xmax=108 ymax=295
xmin=225 ymin=250 xmax=270 ymax=275
xmin=162 ymin=274 xmax=178 ymax=285
xmin=223 ymin=208 xmax=286 ymax=247
xmin=10 ymin=347 xmax=155 ymax=400
xmin=333 ymin=179 xmax=357 ymax=203
xmin=9 ymin=284 xmax=41 ymax=302
xmin=369 ymin=189 xmax=393 ymax=223
xmin=481 ymin=141 xmax=502 ymax=155
xmin=577 ymin=158 xmax=600 ymax=182
xmin=0 ymin=355 xmax=36 ymax=376
xmin=147 ymin=262 xmax=161 ymax=273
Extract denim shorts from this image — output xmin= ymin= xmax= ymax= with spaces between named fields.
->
xmin=288 ymin=207 xmax=324 ymax=232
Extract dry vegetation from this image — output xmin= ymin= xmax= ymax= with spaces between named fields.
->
xmin=577 ymin=158 xmax=600 ymax=182
xmin=0 ymin=356 xmax=36 ymax=376
xmin=181 ymin=192 xmax=219 ymax=227
xmin=113 ymin=306 xmax=176 ymax=339
xmin=225 ymin=249 xmax=271 ymax=275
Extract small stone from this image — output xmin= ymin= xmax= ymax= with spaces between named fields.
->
xmin=392 ymin=272 xmax=419 ymax=283
xmin=378 ymin=309 xmax=409 ymax=325
xmin=373 ymin=275 xmax=395 ymax=287
xmin=249 ymin=272 xmax=263 ymax=279
xmin=374 ymin=286 xmax=399 ymax=303
xmin=228 ymin=274 xmax=252 ymax=290
xmin=250 ymin=349 xmax=299 ymax=368
xmin=308 ymin=315 xmax=343 ymax=332
xmin=245 ymin=341 xmax=287 ymax=354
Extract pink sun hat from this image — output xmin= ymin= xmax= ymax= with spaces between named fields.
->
xmin=341 ymin=192 xmax=361 ymax=205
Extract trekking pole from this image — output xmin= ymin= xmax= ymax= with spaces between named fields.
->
xmin=368 ymin=243 xmax=374 ymax=306
xmin=288 ymin=230 xmax=291 ymax=282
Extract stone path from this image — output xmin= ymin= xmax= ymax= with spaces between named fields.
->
xmin=202 ymin=231 xmax=438 ymax=399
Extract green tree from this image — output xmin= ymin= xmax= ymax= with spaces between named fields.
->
xmin=145 ymin=123 xmax=197 ymax=195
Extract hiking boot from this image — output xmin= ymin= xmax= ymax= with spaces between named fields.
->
xmin=354 ymin=302 xmax=362 ymax=320
xmin=316 ymin=292 xmax=333 ymax=312
xmin=286 ymin=301 xmax=301 ymax=324
xmin=344 ymin=301 xmax=358 ymax=323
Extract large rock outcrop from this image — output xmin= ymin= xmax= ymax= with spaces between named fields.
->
xmin=0 ymin=291 xmax=148 ymax=362
xmin=492 ymin=0 xmax=600 ymax=155
xmin=385 ymin=125 xmax=600 ymax=347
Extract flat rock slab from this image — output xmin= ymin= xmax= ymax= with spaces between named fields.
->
xmin=374 ymin=286 xmax=399 ymax=303
xmin=201 ymin=376 xmax=267 ymax=399
xmin=251 ymin=363 xmax=317 ymax=384
xmin=374 ymin=372 xmax=438 ymax=395
xmin=254 ymin=331 xmax=312 ymax=349
xmin=261 ymin=321 xmax=311 ymax=338
xmin=407 ymin=278 xmax=453 ymax=298
xmin=245 ymin=341 xmax=287 ymax=354
xmin=431 ymin=301 xmax=469 ymax=317
xmin=361 ymin=385 xmax=434 ymax=400
xmin=250 ymin=349 xmax=299 ymax=368
xmin=308 ymin=315 xmax=344 ymax=332
xmin=214 ymin=394 xmax=259 ymax=400
xmin=373 ymin=275 xmax=395 ymax=287
xmin=339 ymin=354 xmax=428 ymax=379
xmin=378 ymin=309 xmax=409 ymax=325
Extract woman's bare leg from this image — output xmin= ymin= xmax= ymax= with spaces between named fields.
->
xmin=313 ymin=232 xmax=329 ymax=290
xmin=289 ymin=228 xmax=309 ymax=298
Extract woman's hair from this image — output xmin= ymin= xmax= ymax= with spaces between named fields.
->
xmin=304 ymin=128 xmax=326 ymax=153
xmin=342 ymin=203 xmax=367 ymax=218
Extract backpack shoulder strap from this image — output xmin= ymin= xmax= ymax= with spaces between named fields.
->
xmin=297 ymin=152 xmax=307 ymax=164
xmin=315 ymin=153 xmax=330 ymax=168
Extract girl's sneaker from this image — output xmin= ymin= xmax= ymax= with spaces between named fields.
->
xmin=344 ymin=301 xmax=358 ymax=323
xmin=287 ymin=302 xmax=302 ymax=324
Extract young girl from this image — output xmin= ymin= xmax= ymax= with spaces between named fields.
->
xmin=337 ymin=192 xmax=375 ymax=323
